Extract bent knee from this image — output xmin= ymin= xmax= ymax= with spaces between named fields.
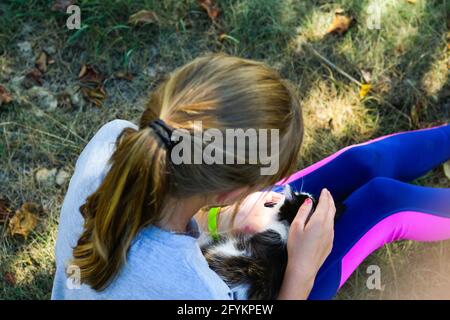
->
xmin=359 ymin=177 xmax=403 ymax=202
xmin=340 ymin=144 xmax=384 ymax=179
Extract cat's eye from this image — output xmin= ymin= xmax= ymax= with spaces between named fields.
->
xmin=264 ymin=201 xmax=277 ymax=208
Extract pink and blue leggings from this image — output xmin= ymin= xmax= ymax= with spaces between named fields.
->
xmin=274 ymin=124 xmax=450 ymax=299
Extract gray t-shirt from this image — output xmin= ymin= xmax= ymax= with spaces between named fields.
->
xmin=51 ymin=119 xmax=233 ymax=300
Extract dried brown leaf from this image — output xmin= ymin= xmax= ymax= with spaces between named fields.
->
xmin=326 ymin=14 xmax=353 ymax=35
xmin=78 ymin=64 xmax=104 ymax=85
xmin=128 ymin=10 xmax=159 ymax=25
xmin=0 ymin=85 xmax=13 ymax=107
xmin=198 ymin=0 xmax=220 ymax=21
xmin=23 ymin=68 xmax=44 ymax=88
xmin=9 ymin=202 xmax=40 ymax=238
xmin=81 ymin=86 xmax=106 ymax=107
xmin=78 ymin=64 xmax=107 ymax=106
xmin=4 ymin=272 xmax=17 ymax=286
xmin=35 ymin=51 xmax=50 ymax=73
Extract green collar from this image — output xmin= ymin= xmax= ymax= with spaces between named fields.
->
xmin=207 ymin=207 xmax=221 ymax=241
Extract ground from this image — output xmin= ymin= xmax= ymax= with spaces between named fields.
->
xmin=0 ymin=0 xmax=449 ymax=299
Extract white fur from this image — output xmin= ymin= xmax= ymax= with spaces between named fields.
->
xmin=282 ymin=184 xmax=293 ymax=200
xmin=197 ymin=232 xmax=213 ymax=247
xmin=209 ymin=239 xmax=246 ymax=257
xmin=265 ymin=220 xmax=289 ymax=243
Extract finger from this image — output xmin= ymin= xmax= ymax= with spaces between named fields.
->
xmin=293 ymin=197 xmax=314 ymax=227
xmin=326 ymin=190 xmax=336 ymax=222
xmin=310 ymin=188 xmax=330 ymax=222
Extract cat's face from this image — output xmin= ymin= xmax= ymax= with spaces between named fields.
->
xmin=274 ymin=185 xmax=317 ymax=225
xmin=231 ymin=191 xmax=286 ymax=234
xmin=235 ymin=185 xmax=316 ymax=239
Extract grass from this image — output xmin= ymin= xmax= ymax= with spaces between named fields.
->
xmin=0 ymin=0 xmax=449 ymax=299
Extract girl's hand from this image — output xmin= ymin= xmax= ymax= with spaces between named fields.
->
xmin=278 ymin=188 xmax=336 ymax=299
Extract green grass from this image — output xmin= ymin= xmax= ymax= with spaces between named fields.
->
xmin=0 ymin=0 xmax=449 ymax=299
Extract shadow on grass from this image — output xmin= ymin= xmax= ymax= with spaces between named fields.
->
xmin=290 ymin=0 xmax=447 ymax=134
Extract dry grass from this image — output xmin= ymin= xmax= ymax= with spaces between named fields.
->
xmin=0 ymin=0 xmax=449 ymax=299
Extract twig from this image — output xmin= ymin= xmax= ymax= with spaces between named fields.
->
xmin=304 ymin=44 xmax=362 ymax=86
xmin=304 ymin=44 xmax=413 ymax=126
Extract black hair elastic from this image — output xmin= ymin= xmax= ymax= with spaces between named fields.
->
xmin=148 ymin=119 xmax=174 ymax=149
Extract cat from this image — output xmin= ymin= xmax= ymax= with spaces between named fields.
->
xmin=200 ymin=185 xmax=344 ymax=300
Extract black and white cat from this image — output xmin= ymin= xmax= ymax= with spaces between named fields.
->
xmin=199 ymin=186 xmax=343 ymax=300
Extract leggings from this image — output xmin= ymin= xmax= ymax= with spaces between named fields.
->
xmin=273 ymin=124 xmax=450 ymax=299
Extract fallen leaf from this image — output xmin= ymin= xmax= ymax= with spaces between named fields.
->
xmin=114 ymin=71 xmax=134 ymax=81
xmin=406 ymin=0 xmax=416 ymax=4
xmin=0 ymin=85 xmax=13 ymax=107
xmin=81 ymin=86 xmax=106 ymax=107
xmin=9 ymin=202 xmax=40 ymax=238
xmin=51 ymin=0 xmax=76 ymax=12
xmin=359 ymin=84 xmax=372 ymax=99
xmin=35 ymin=51 xmax=51 ymax=73
xmin=23 ymin=68 xmax=44 ymax=88
xmin=444 ymin=161 xmax=450 ymax=180
xmin=78 ymin=64 xmax=104 ymax=85
xmin=0 ymin=198 xmax=12 ymax=223
xmin=79 ymin=65 xmax=106 ymax=106
xmin=21 ymin=202 xmax=43 ymax=215
xmin=361 ymin=69 xmax=372 ymax=83
xmin=326 ymin=13 xmax=353 ymax=35
xmin=128 ymin=10 xmax=159 ymax=25
xmin=4 ymin=272 xmax=16 ymax=286
xmin=198 ymin=0 xmax=220 ymax=21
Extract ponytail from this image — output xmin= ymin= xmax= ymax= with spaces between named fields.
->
xmin=72 ymin=126 xmax=170 ymax=290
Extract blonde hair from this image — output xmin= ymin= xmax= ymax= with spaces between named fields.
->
xmin=72 ymin=53 xmax=304 ymax=290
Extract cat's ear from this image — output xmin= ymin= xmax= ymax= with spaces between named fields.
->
xmin=282 ymin=184 xmax=293 ymax=200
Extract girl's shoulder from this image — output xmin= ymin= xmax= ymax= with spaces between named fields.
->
xmin=73 ymin=119 xmax=138 ymax=181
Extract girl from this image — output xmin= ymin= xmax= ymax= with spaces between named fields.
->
xmin=52 ymin=52 xmax=450 ymax=300
xmin=52 ymin=53 xmax=334 ymax=299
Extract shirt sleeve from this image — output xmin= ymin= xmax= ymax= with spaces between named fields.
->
xmin=71 ymin=119 xmax=138 ymax=188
